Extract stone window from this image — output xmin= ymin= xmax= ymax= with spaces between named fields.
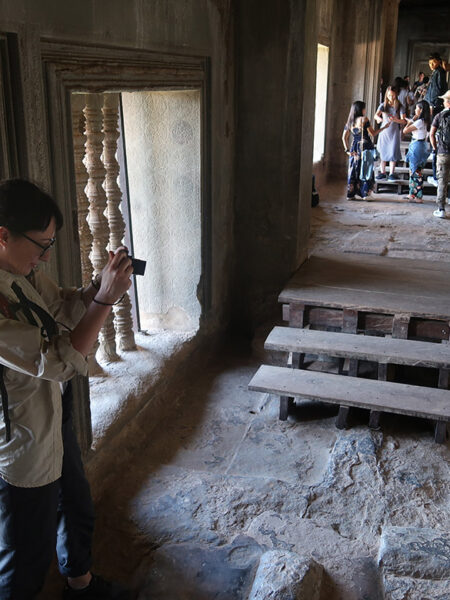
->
xmin=313 ymin=43 xmax=329 ymax=164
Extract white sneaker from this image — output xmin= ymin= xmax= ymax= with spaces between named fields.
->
xmin=427 ymin=176 xmax=438 ymax=187
xmin=433 ymin=209 xmax=446 ymax=218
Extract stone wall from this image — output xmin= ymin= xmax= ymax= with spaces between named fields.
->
xmin=324 ymin=0 xmax=387 ymax=181
xmin=394 ymin=5 xmax=450 ymax=79
xmin=0 ymin=0 xmax=326 ymax=335
xmin=0 ymin=0 xmax=235 ymax=449
xmin=121 ymin=90 xmax=202 ymax=332
xmin=0 ymin=0 xmax=234 ymax=331
xmin=232 ymin=0 xmax=317 ymax=333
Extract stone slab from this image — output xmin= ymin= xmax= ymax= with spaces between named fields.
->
xmin=382 ymin=574 xmax=450 ymax=600
xmin=378 ymin=526 xmax=450 ymax=580
xmin=248 ymin=550 xmax=322 ymax=600
xmin=135 ymin=535 xmax=263 ymax=599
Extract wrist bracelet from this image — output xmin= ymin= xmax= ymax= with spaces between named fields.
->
xmin=92 ymin=294 xmax=125 ymax=306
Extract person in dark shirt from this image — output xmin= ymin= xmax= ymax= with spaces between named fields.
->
xmin=425 ymin=53 xmax=448 ymax=117
xmin=412 ymin=72 xmax=425 ymax=92
xmin=430 ymin=91 xmax=450 ymax=218
xmin=425 ymin=54 xmax=448 ymax=185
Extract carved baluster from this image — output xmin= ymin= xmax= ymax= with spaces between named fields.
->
xmin=71 ymin=93 xmax=102 ymax=374
xmin=84 ymin=93 xmax=118 ymax=363
xmin=102 ymin=93 xmax=136 ymax=351
xmin=72 ymin=94 xmax=94 ymax=287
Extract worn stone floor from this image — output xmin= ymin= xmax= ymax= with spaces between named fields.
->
xmin=42 ymin=183 xmax=450 ymax=599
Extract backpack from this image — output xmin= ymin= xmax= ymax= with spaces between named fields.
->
xmin=437 ymin=110 xmax=450 ymax=153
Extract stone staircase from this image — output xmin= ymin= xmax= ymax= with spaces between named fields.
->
xmin=248 ymin=252 xmax=450 ymax=443
xmin=249 ymin=327 xmax=450 ymax=442
xmin=373 ymin=139 xmax=437 ymax=198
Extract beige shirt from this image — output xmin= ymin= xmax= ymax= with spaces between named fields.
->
xmin=0 ymin=268 xmax=88 ymax=488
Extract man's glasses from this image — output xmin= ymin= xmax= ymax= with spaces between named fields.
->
xmin=20 ymin=233 xmax=56 ymax=257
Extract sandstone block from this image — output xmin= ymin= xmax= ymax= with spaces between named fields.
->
xmin=248 ymin=550 xmax=322 ymax=600
xmin=378 ymin=526 xmax=450 ymax=580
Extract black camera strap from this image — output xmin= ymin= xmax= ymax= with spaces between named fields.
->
xmin=0 ymin=365 xmax=10 ymax=442
xmin=0 ymin=282 xmax=58 ymax=442
xmin=11 ymin=281 xmax=58 ymax=341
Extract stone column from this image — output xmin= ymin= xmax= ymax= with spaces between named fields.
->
xmin=102 ymin=93 xmax=136 ymax=351
xmin=72 ymin=94 xmax=94 ymax=287
xmin=84 ymin=93 xmax=118 ymax=363
xmin=71 ymin=93 xmax=102 ymax=373
xmin=381 ymin=0 xmax=400 ymax=85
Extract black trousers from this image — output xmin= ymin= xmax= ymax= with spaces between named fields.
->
xmin=0 ymin=384 xmax=95 ymax=599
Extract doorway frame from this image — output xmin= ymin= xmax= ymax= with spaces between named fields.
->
xmin=41 ymin=40 xmax=212 ymax=453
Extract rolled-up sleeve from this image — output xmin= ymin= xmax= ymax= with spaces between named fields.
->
xmin=33 ymin=271 xmax=87 ymax=330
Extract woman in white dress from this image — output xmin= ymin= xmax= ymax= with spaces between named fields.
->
xmin=374 ymin=87 xmax=407 ymax=181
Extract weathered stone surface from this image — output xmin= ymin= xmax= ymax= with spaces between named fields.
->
xmin=350 ymin=557 xmax=385 ymax=600
xmin=245 ymin=510 xmax=370 ymax=561
xmin=305 ymin=430 xmax=386 ymax=541
xmin=136 ymin=535 xmax=262 ymax=599
xmin=342 ymin=229 xmax=391 ymax=255
xmin=248 ymin=550 xmax=322 ymax=600
xmin=382 ymin=574 xmax=450 ymax=600
xmin=376 ymin=436 xmax=450 ymax=531
xmin=378 ymin=526 xmax=450 ymax=580
xmin=129 ymin=467 xmax=310 ymax=547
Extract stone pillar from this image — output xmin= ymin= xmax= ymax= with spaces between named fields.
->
xmin=326 ymin=0 xmax=386 ymax=180
xmin=363 ymin=1 xmax=385 ymax=122
xmin=84 ymin=93 xmax=118 ymax=363
xmin=102 ymin=93 xmax=136 ymax=351
xmin=381 ymin=0 xmax=400 ymax=86
xmin=72 ymin=94 xmax=94 ymax=287
xmin=71 ymin=93 xmax=102 ymax=375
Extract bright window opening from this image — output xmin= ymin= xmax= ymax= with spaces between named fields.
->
xmin=313 ymin=44 xmax=329 ymax=163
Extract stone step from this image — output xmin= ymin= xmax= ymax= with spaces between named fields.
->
xmin=373 ymin=179 xmax=437 ymax=194
xmin=264 ymin=326 xmax=450 ymax=370
xmin=248 ymin=365 xmax=450 ymax=442
xmin=375 ymin=166 xmax=433 ymax=177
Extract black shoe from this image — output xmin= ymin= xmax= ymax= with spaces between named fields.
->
xmin=62 ymin=574 xmax=131 ymax=600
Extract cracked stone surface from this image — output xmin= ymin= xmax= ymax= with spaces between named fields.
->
xmin=310 ymin=182 xmax=450 ymax=262
xmin=86 ymin=353 xmax=449 ymax=599
xmin=40 ymin=183 xmax=450 ymax=599
xmin=248 ymin=550 xmax=322 ymax=599
xmin=379 ymin=526 xmax=450 ymax=580
xmin=382 ymin=575 xmax=450 ymax=600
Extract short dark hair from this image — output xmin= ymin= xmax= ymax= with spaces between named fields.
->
xmin=0 ymin=179 xmax=63 ymax=234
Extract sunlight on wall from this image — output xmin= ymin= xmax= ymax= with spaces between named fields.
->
xmin=121 ymin=90 xmax=201 ymax=332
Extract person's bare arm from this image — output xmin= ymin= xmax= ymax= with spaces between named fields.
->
xmin=342 ymin=129 xmax=350 ymax=153
xmin=403 ymin=120 xmax=418 ymax=135
xmin=389 ymin=112 xmax=407 ymax=126
xmin=430 ymin=125 xmax=437 ymax=151
xmin=368 ymin=123 xmax=389 ymax=138
xmin=81 ymin=281 xmax=99 ymax=307
xmin=70 ymin=249 xmax=132 ymax=356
